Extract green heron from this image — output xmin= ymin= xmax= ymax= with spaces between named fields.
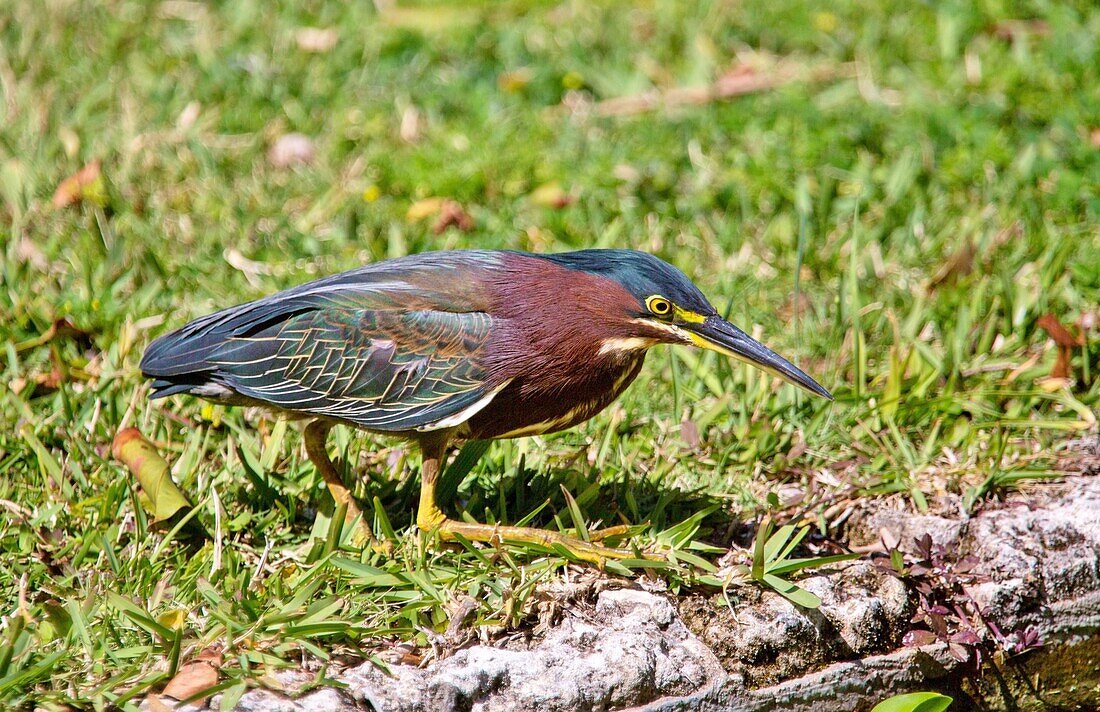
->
xmin=141 ymin=249 xmax=831 ymax=562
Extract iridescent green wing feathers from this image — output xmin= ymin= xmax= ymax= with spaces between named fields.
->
xmin=208 ymin=307 xmax=497 ymax=431
xmin=141 ymin=251 xmax=505 ymax=432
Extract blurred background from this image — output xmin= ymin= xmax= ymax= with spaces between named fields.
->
xmin=0 ymin=0 xmax=1098 ymax=703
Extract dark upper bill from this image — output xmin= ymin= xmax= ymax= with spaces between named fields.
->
xmin=685 ymin=316 xmax=833 ymax=400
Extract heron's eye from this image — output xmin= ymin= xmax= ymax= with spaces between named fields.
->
xmin=646 ymin=296 xmax=672 ymax=317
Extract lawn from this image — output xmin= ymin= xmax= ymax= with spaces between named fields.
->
xmin=1 ymin=0 xmax=1098 ymax=707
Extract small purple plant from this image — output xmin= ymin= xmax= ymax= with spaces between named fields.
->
xmin=875 ymin=534 xmax=1044 ymax=663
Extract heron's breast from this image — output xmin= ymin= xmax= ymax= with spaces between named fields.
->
xmin=463 ymin=354 xmax=645 ymax=440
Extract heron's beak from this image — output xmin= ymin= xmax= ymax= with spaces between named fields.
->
xmin=684 ymin=316 xmax=833 ymax=400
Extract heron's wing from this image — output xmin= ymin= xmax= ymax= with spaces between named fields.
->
xmin=205 ymin=306 xmax=499 ymax=432
xmin=140 ymin=251 xmax=509 ymax=431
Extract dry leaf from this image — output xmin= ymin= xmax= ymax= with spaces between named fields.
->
xmin=498 ymin=68 xmax=533 ymax=93
xmin=529 ymin=182 xmax=574 ymax=209
xmin=399 ymin=105 xmax=421 ymax=143
xmin=51 ymin=160 xmax=102 ymax=209
xmin=777 ymin=292 xmax=813 ymax=321
xmin=268 ymin=133 xmax=315 ymax=167
xmin=680 ymin=419 xmax=701 ymax=449
xmin=112 ymin=429 xmax=191 ymax=522
xmin=59 ymin=128 xmax=80 ymax=158
xmin=583 ymin=59 xmax=845 ymax=117
xmin=1037 ymin=314 xmax=1084 ymax=348
xmin=406 ymin=197 xmax=444 ymax=222
xmin=176 ymin=101 xmax=201 ymax=131
xmin=432 ymin=199 xmax=474 ymax=234
xmin=927 ymin=239 xmax=975 ymax=292
xmin=162 ymin=649 xmax=222 ymax=703
xmin=295 ymin=26 xmax=338 ymax=53
xmin=157 ymin=609 xmax=188 ymax=631
xmin=1037 ymin=314 xmax=1083 ymax=380
xmin=224 ymin=247 xmax=271 ymax=289
xmin=1037 ymin=376 xmax=1073 ymax=392
xmin=15 ymin=237 xmax=47 ymax=271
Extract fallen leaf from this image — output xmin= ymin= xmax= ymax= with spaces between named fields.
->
xmin=268 ymin=133 xmax=315 ymax=168
xmin=777 ymin=292 xmax=813 ymax=321
xmin=399 ymin=105 xmax=421 ymax=143
xmin=1036 ymin=376 xmax=1073 ymax=392
xmin=162 ymin=649 xmax=222 ymax=703
xmin=432 ymin=199 xmax=474 ymax=234
xmin=15 ymin=237 xmax=47 ymax=271
xmin=1037 ymin=314 xmax=1084 ymax=348
xmin=582 ymin=58 xmax=847 ymax=117
xmin=224 ymin=247 xmax=272 ymax=289
xmin=927 ymin=239 xmax=976 ymax=292
xmin=59 ymin=128 xmax=80 ymax=158
xmin=498 ymin=68 xmax=533 ymax=93
xmin=295 ymin=26 xmax=338 ymax=53
xmin=51 ymin=160 xmax=103 ymax=209
xmin=406 ymin=197 xmax=444 ymax=222
xmin=680 ymin=419 xmax=701 ymax=449
xmin=1037 ymin=314 xmax=1083 ymax=380
xmin=176 ymin=101 xmax=201 ymax=132
xmin=157 ymin=609 xmax=188 ymax=631
xmin=112 ymin=429 xmax=191 ymax=522
xmin=529 ymin=182 xmax=574 ymax=209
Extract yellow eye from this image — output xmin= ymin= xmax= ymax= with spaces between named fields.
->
xmin=646 ymin=296 xmax=672 ymax=317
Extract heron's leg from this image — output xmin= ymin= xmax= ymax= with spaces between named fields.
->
xmin=415 ymin=437 xmax=642 ymax=565
xmin=304 ymin=420 xmax=374 ymax=545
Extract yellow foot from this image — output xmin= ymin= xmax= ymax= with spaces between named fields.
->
xmin=430 ymin=519 xmax=643 ymax=566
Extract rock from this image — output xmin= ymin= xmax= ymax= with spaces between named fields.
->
xmin=960 ymin=476 xmax=1100 ymax=636
xmin=233 ymin=687 xmax=346 ymax=712
xmin=846 ymin=507 xmax=966 ymax=552
xmin=187 ymin=452 xmax=1100 ymax=711
xmin=678 ymin=562 xmax=910 ymax=686
xmin=334 ymin=588 xmax=725 ymax=711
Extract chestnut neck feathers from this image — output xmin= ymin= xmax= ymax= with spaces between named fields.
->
xmin=460 ymin=254 xmax=659 ymax=440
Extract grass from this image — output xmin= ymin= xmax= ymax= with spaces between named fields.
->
xmin=1 ymin=0 xmax=1098 ymax=707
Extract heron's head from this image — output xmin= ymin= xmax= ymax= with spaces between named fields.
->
xmin=546 ymin=249 xmax=832 ymax=400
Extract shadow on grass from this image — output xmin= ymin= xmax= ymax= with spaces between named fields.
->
xmin=350 ymin=451 xmax=737 ymax=550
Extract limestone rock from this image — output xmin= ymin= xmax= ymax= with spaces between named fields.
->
xmin=169 ymin=446 xmax=1100 ymax=711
